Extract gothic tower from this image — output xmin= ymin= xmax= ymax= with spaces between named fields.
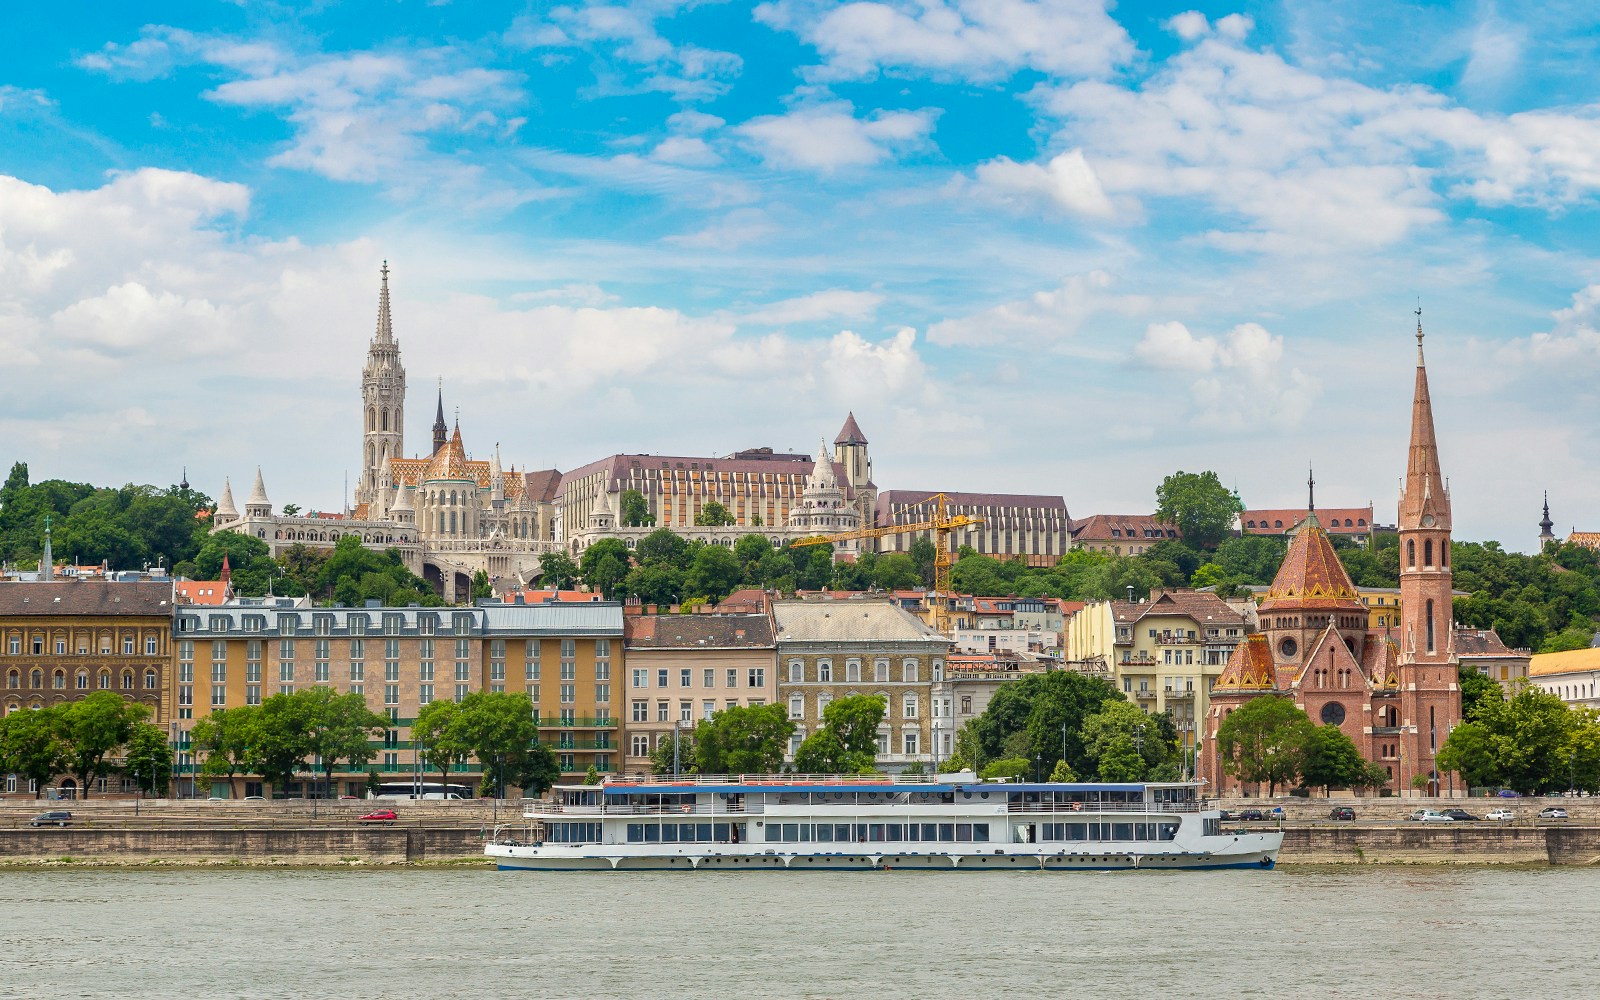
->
xmin=1539 ymin=492 xmax=1556 ymax=548
xmin=432 ymin=382 xmax=448 ymax=456
xmin=357 ymin=262 xmax=406 ymax=507
xmin=832 ymin=412 xmax=877 ymax=528
xmin=1397 ymin=311 xmax=1461 ymax=795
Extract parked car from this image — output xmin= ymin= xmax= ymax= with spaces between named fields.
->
xmin=1329 ymin=807 xmax=1356 ymax=821
xmin=1496 ymin=789 xmax=1521 ymax=798
xmin=1486 ymin=809 xmax=1515 ymax=821
xmin=1218 ymin=810 xmax=1235 ymax=821
xmin=359 ymin=809 xmax=399 ymax=825
xmin=1538 ymin=807 xmax=1569 ymax=820
xmin=29 ymin=811 xmax=72 ymax=827
xmin=242 ymin=795 xmax=266 ymax=803
xmin=1407 ymin=809 xmax=1454 ymax=822
xmin=1270 ymin=806 xmax=1286 ymax=820
xmin=1237 ymin=809 xmax=1266 ymax=821
xmin=1440 ymin=809 xmax=1480 ymax=822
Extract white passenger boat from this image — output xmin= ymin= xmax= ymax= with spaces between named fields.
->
xmin=485 ymin=773 xmax=1282 ymax=872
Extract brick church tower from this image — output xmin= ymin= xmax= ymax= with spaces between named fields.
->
xmin=1396 ymin=311 xmax=1461 ymax=795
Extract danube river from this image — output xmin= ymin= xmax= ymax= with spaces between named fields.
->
xmin=0 ymin=866 xmax=1587 ymax=999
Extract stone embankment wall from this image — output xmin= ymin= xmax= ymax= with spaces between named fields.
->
xmin=0 ymin=827 xmax=484 ymax=864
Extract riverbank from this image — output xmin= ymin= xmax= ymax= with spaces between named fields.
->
xmin=2 ymin=822 xmax=1597 ymax=867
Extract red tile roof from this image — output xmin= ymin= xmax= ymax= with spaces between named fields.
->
xmin=175 ymin=581 xmax=230 ymax=606
xmin=1258 ymin=515 xmax=1365 ymax=613
xmin=1071 ymin=514 xmax=1177 ymax=541
xmin=1215 ymin=634 xmax=1277 ymax=690
xmin=1242 ymin=506 xmax=1373 ymax=534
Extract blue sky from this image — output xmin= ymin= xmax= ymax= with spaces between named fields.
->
xmin=3 ymin=1 xmax=1600 ymax=550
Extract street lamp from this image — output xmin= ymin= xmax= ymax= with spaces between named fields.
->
xmin=1570 ymin=751 xmax=1577 ymax=797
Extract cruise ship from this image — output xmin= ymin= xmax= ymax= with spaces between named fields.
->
xmin=485 ymin=773 xmax=1282 ymax=872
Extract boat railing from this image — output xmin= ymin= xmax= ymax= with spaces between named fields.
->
xmin=1006 ymin=801 xmax=1201 ymax=815
xmin=602 ymin=772 xmax=955 ymax=786
xmin=523 ymin=801 xmax=766 ymax=816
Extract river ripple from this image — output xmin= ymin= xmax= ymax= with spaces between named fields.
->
xmin=0 ymin=866 xmax=1588 ymax=1000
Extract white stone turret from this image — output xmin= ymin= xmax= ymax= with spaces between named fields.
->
xmin=491 ymin=443 xmax=505 ymax=502
xmin=215 ymin=477 xmax=239 ymax=523
xmin=588 ymin=488 xmax=616 ymax=531
xmin=245 ymin=468 xmax=272 ymax=519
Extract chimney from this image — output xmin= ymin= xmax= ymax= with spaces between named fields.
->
xmin=1125 ymin=585 xmax=1134 ymax=603
xmin=514 ymin=594 xmax=526 ymax=605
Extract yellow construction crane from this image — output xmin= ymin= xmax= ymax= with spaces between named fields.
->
xmin=788 ymin=492 xmax=982 ymax=634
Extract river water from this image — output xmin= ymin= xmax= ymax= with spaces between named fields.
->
xmin=0 ymin=866 xmax=1587 ymax=999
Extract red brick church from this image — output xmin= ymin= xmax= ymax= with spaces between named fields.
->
xmin=1202 ymin=318 xmax=1461 ymax=796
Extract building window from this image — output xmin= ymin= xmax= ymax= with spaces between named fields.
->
xmin=704 ymin=668 xmax=715 ymax=688
xmin=657 ymin=669 xmax=669 ymax=688
xmin=680 ymin=668 xmax=692 ymax=688
xmin=560 ymin=684 xmax=575 ymax=704
xmin=818 ymin=661 xmax=831 ymax=683
xmin=789 ymin=694 xmax=804 ymax=720
xmin=145 ymin=636 xmax=158 ymax=656
xmin=419 ymin=684 xmax=433 ymax=705
xmin=903 ymin=731 xmax=920 ymax=756
xmin=680 ymin=701 xmax=692 ymax=722
xmin=727 ymin=669 xmax=738 ymax=689
xmin=903 ymin=659 xmax=919 ymax=683
xmin=657 ymin=701 xmax=669 ymax=722
xmin=903 ymin=693 xmax=918 ymax=719
xmin=875 ymin=659 xmax=889 ymax=682
xmin=632 ymin=700 xmax=648 ymax=722
xmin=846 ymin=659 xmax=861 ymax=682
xmin=788 ymin=660 xmax=802 ymax=683
xmin=748 ymin=667 xmax=765 ymax=689
xmin=631 ymin=734 xmax=650 ymax=757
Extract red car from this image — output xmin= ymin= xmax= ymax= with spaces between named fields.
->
xmin=359 ymin=809 xmax=398 ymax=825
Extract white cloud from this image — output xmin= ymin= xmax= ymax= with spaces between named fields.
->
xmin=736 ymin=101 xmax=937 ymax=171
xmin=1498 ymin=284 xmax=1600 ymax=364
xmin=968 ymin=149 xmax=1114 ymax=217
xmin=1165 ymin=11 xmax=1209 ymax=41
xmin=926 ymin=271 xmax=1149 ymax=348
xmin=738 ymin=289 xmax=884 ymax=326
xmin=665 ymin=208 xmax=777 ymax=249
xmin=651 ymin=135 xmax=719 ymax=166
xmin=508 ymin=5 xmax=742 ymax=100
xmin=757 ymin=0 xmax=1134 ymax=82
xmin=1134 ymin=320 xmax=1320 ymax=429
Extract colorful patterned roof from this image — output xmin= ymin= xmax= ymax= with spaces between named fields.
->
xmin=1214 ymin=634 xmax=1277 ymax=691
xmin=1258 ymin=513 xmax=1366 ymax=613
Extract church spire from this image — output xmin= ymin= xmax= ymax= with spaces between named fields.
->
xmin=432 ymin=381 xmax=447 ymax=455
xmin=1400 ymin=306 xmax=1449 ymax=529
xmin=375 ymin=260 xmax=394 ymax=345
xmin=1540 ymin=491 xmax=1556 ymax=545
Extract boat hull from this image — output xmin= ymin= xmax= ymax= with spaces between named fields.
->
xmin=486 ymin=836 xmax=1281 ymax=873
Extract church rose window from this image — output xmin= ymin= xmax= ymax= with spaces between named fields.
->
xmin=1320 ymin=702 xmax=1346 ymax=725
xmin=1278 ymin=637 xmax=1298 ymax=659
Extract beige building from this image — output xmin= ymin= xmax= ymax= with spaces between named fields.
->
xmin=946 ymin=653 xmax=1047 ymax=755
xmin=1063 ymin=590 xmax=1245 ymax=748
xmin=1 ymin=579 xmax=175 ymax=799
xmin=874 ymin=491 xmax=1071 ymax=566
xmin=170 ymin=600 xmax=625 ymax=795
xmin=1069 ymin=514 xmax=1178 ymax=556
xmin=773 ymin=599 xmax=952 ymax=771
xmin=621 ymin=613 xmax=778 ymax=772
xmin=1456 ymin=627 xmax=1529 ymax=694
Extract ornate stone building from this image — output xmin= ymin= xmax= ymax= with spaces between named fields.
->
xmin=1202 ymin=320 xmax=1463 ymax=797
xmin=213 ymin=265 xmax=562 ymax=601
xmin=563 ymin=422 xmax=871 ymax=556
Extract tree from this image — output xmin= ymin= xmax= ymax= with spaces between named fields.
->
xmin=1081 ymin=701 xmax=1183 ymax=782
xmin=124 ymin=722 xmax=173 ymax=796
xmin=872 ymin=553 xmax=921 ymax=591
xmin=1460 ymin=664 xmax=1504 ymax=721
xmin=538 ymin=551 xmax=580 ymax=590
xmin=1214 ymin=695 xmax=1314 ymax=796
xmin=580 ymin=539 xmax=631 ymax=599
xmin=636 ymin=528 xmax=691 ymax=569
xmin=1214 ymin=535 xmax=1288 ymax=585
xmin=794 ymin=695 xmax=886 ymax=773
xmin=966 ymin=669 xmax=1125 ymax=779
xmin=685 ymin=545 xmax=743 ymax=603
xmin=694 ymin=500 xmax=736 ymax=527
xmin=412 ymin=700 xmax=467 ymax=792
xmin=304 ymin=688 xmax=389 ymax=796
xmin=583 ymin=764 xmax=601 ymax=785
xmin=1154 ymin=470 xmax=1244 ymax=550
xmin=733 ymin=534 xmax=773 ymax=582
xmin=58 ymin=691 xmax=149 ymax=799
xmin=281 ymin=503 xmax=302 ymax=517
xmin=693 ymin=703 xmax=794 ymax=774
xmin=0 ymin=706 xmax=64 ymax=799
xmin=909 ymin=537 xmax=938 ymax=589
xmin=1298 ymin=724 xmax=1374 ymax=795
xmin=619 ymin=489 xmax=654 ymax=527
xmin=1048 ymin=759 xmax=1076 ymax=782
xmin=979 ymin=757 xmax=1030 ymax=781
xmin=190 ymin=706 xmax=258 ymax=798
xmin=1437 ymin=683 xmax=1585 ymax=794
xmin=470 ymin=569 xmax=493 ymax=603
xmin=623 ymin=562 xmax=683 ymax=606
xmin=312 ymin=535 xmax=439 ymax=606
xmin=651 ymin=729 xmax=698 ymax=776
xmin=450 ymin=691 xmax=538 ymax=798
xmin=252 ymin=692 xmax=316 ymax=794
xmin=510 ymin=743 xmax=561 ymax=796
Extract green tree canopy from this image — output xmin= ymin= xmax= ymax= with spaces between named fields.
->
xmin=449 ymin=691 xmax=539 ymax=797
xmin=1214 ymin=695 xmax=1314 ymax=795
xmin=1081 ymin=701 xmax=1184 ymax=782
xmin=0 ymin=706 xmax=65 ymax=799
xmin=1154 ymin=470 xmax=1244 ymax=550
xmin=636 ymin=528 xmax=692 ymax=569
xmin=694 ymin=500 xmax=736 ymax=527
xmin=965 ymin=669 xmax=1125 ymax=778
xmin=794 ymin=695 xmax=885 ymax=773
xmin=619 ymin=489 xmax=654 ymax=527
xmin=189 ymin=706 xmax=258 ymax=798
xmin=124 ymin=722 xmax=174 ymax=796
xmin=579 ymin=539 xmax=631 ymax=599
xmin=1298 ymin=724 xmax=1376 ymax=794
xmin=538 ymin=551 xmax=580 ymax=590
xmin=693 ymin=703 xmax=794 ymax=774
xmin=58 ymin=691 xmax=149 ymax=799
xmin=685 ymin=544 xmax=743 ymax=603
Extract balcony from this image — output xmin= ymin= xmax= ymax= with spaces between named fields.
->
xmin=534 ymin=716 xmax=616 ymax=728
xmin=1162 ymin=688 xmax=1196 ymax=699
xmin=1153 ymin=635 xmax=1198 ymax=646
xmin=1119 ymin=654 xmax=1157 ymax=666
xmin=554 ymin=739 xmax=614 ymax=751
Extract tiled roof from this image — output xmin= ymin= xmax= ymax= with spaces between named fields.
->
xmin=1214 ymin=634 xmax=1276 ymax=690
xmin=712 ymin=589 xmax=769 ymax=614
xmin=1071 ymin=514 xmax=1177 ymax=541
xmin=523 ymin=469 xmax=563 ymax=504
xmin=1568 ymin=532 xmax=1600 ymax=549
xmin=1454 ymin=627 xmax=1516 ymax=656
xmin=624 ymin=613 xmax=775 ymax=649
xmin=877 ymin=490 xmax=1068 ymax=515
xmin=1242 ymin=507 xmax=1373 ymax=534
xmin=0 ymin=581 xmax=173 ymax=616
xmin=1258 ymin=515 xmax=1365 ymax=613
xmin=773 ymin=601 xmax=949 ymax=644
xmin=498 ymin=590 xmax=602 ymax=604
xmin=1109 ymin=590 xmax=1244 ymax=627
xmin=558 ymin=451 xmax=836 ymax=499
xmin=835 ymin=411 xmax=868 ymax=445
xmin=1529 ymin=647 xmax=1600 ymax=677
xmin=1364 ymin=636 xmax=1401 ymax=689
xmin=174 ymin=581 xmax=229 ymax=606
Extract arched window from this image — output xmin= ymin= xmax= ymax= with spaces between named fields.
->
xmin=381 ymin=408 xmax=389 ymax=431
xmin=367 ymin=407 xmax=375 ymax=432
xmin=53 ymin=670 xmax=65 ymax=690
xmin=1442 ymin=545 xmax=1449 ymax=568
xmin=1407 ymin=539 xmax=1415 ymax=567
xmin=1426 ymin=599 xmax=1436 ymax=653
xmin=99 ymin=671 xmax=110 ymax=690
xmin=76 ymin=670 xmax=88 ymax=690
xmin=30 ymin=669 xmax=41 ymax=688
xmin=5 ymin=670 xmax=16 ymax=689
xmin=122 ymin=670 xmax=134 ymax=691
xmin=1424 ymin=539 xmax=1433 ymax=566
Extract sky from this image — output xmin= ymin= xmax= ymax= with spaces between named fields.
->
xmin=2 ymin=1 xmax=1599 ymax=551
